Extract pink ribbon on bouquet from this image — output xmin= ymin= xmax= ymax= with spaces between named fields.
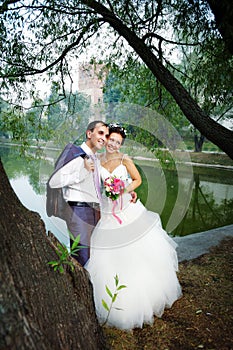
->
xmin=111 ymin=195 xmax=123 ymax=224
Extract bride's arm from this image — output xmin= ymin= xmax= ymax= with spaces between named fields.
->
xmin=123 ymin=155 xmax=142 ymax=193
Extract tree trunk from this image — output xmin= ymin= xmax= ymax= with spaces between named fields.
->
xmin=0 ymin=158 xmax=107 ymax=350
xmin=194 ymin=133 xmax=205 ymax=152
xmin=206 ymin=0 xmax=233 ymax=55
xmin=82 ymin=0 xmax=233 ymax=160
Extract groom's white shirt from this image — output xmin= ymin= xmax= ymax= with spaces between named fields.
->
xmin=49 ymin=142 xmax=100 ymax=203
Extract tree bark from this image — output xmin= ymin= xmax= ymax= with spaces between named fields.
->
xmin=82 ymin=0 xmax=233 ymax=160
xmin=206 ymin=0 xmax=233 ymax=55
xmin=0 ymin=158 xmax=107 ymax=350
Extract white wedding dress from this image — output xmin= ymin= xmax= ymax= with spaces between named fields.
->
xmin=85 ymin=164 xmax=182 ymax=330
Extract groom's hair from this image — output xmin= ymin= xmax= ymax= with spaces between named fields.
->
xmin=86 ymin=120 xmax=108 ymax=137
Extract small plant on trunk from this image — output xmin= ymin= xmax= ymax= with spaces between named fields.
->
xmin=48 ymin=233 xmax=86 ymax=273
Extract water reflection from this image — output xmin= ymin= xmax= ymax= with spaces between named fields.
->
xmin=1 ymin=145 xmax=233 ymax=241
xmin=174 ymin=172 xmax=233 ymax=236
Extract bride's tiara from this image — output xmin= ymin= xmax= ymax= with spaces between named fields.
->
xmin=108 ymin=123 xmax=127 ymax=137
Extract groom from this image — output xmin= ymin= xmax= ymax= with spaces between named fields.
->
xmin=49 ymin=121 xmax=109 ymax=266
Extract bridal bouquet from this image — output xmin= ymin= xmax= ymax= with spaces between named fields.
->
xmin=104 ymin=176 xmax=125 ymax=224
xmin=104 ymin=176 xmax=125 ymax=201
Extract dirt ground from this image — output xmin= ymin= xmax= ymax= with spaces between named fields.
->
xmin=103 ymin=237 xmax=233 ymax=350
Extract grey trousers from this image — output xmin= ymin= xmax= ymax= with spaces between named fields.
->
xmin=67 ymin=205 xmax=100 ymax=266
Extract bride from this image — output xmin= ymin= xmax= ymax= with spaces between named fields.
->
xmin=84 ymin=123 xmax=182 ymax=330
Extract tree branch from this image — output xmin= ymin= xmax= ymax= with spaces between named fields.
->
xmin=0 ymin=0 xmax=21 ymax=13
xmin=81 ymin=0 xmax=233 ymax=158
xmin=1 ymin=19 xmax=103 ymax=78
xmin=216 ymin=104 xmax=233 ymax=122
xmin=142 ymin=32 xmax=200 ymax=47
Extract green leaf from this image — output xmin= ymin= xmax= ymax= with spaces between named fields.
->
xmin=72 ymin=244 xmax=87 ymax=252
xmin=117 ymin=285 xmax=127 ymax=291
xmin=56 ymin=244 xmax=68 ymax=258
xmin=58 ymin=266 xmax=64 ymax=273
xmin=114 ymin=274 xmax=119 ymax=287
xmin=47 ymin=261 xmax=59 ymax=266
xmin=70 ymin=251 xmax=79 ymax=257
xmin=71 ymin=246 xmax=87 ymax=257
xmin=57 ymin=243 xmax=66 ymax=252
xmin=112 ymin=293 xmax=117 ymax=303
xmin=71 ymin=235 xmax=81 ymax=249
xmin=60 ymin=252 xmax=68 ymax=260
xmin=65 ymin=261 xmax=75 ymax=271
xmin=105 ymin=285 xmax=113 ymax=298
xmin=102 ymin=299 xmax=110 ymax=311
xmin=69 ymin=231 xmax=78 ymax=241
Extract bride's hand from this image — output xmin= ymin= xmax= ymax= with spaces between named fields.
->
xmin=130 ymin=191 xmax=137 ymax=203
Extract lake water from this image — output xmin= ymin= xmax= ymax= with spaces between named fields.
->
xmin=1 ymin=144 xmax=233 ymax=246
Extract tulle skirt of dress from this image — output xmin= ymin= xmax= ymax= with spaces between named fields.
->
xmin=85 ymin=194 xmax=182 ymax=330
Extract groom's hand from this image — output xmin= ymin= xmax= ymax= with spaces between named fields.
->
xmin=84 ymin=156 xmax=94 ymax=172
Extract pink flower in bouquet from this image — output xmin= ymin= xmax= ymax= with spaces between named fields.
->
xmin=104 ymin=176 xmax=125 ymax=201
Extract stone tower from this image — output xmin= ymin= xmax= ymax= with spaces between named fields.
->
xmin=78 ymin=63 xmax=106 ymax=105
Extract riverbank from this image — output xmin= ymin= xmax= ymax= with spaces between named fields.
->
xmin=186 ymin=151 xmax=233 ymax=167
xmin=174 ymin=224 xmax=233 ymax=262
xmin=133 ymin=150 xmax=233 ymax=169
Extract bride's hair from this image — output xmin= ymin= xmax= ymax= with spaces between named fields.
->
xmin=108 ymin=123 xmax=127 ymax=144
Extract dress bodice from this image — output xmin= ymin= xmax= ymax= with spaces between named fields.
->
xmin=100 ymin=164 xmax=129 ymax=182
xmin=100 ymin=164 xmax=132 ymax=213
